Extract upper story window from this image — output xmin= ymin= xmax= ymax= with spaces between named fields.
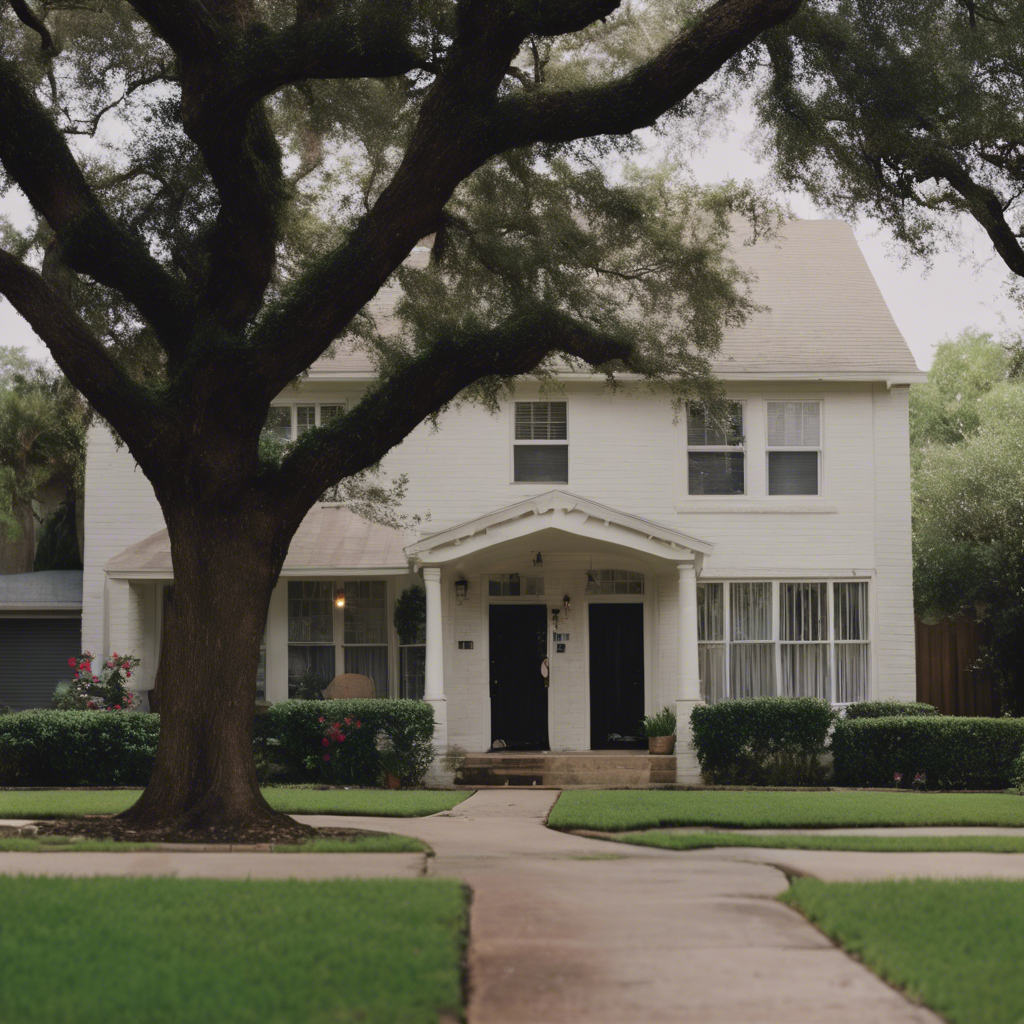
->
xmin=514 ymin=401 xmax=568 ymax=483
xmin=767 ymin=401 xmax=821 ymax=495
xmin=266 ymin=401 xmax=348 ymax=441
xmin=686 ymin=402 xmax=744 ymax=495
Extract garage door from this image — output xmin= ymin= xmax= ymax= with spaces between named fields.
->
xmin=0 ymin=618 xmax=81 ymax=711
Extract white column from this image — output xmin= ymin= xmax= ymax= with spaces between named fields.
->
xmin=675 ymin=562 xmax=704 ymax=784
xmin=421 ymin=566 xmax=449 ymax=782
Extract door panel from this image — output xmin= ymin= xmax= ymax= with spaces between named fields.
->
xmin=489 ymin=604 xmax=549 ymax=751
xmin=589 ymin=603 xmax=645 ymax=749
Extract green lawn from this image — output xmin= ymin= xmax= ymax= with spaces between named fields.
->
xmin=783 ymin=878 xmax=1024 ymax=1024
xmin=0 ymin=833 xmax=426 ymax=853
xmin=615 ymin=830 xmax=1024 ymax=853
xmin=0 ymin=788 xmax=469 ymax=819
xmin=0 ymin=876 xmax=467 ymax=1024
xmin=547 ymin=789 xmax=1024 ymax=831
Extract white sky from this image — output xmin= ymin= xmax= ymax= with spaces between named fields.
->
xmin=1 ymin=103 xmax=1018 ymax=372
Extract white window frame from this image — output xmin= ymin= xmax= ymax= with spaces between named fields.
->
xmin=697 ymin=578 xmax=871 ymax=705
xmin=511 ymin=400 xmax=569 ymax=485
xmin=765 ymin=399 xmax=823 ymax=497
xmin=268 ymin=400 xmax=349 ymax=441
xmin=685 ymin=400 xmax=747 ymax=497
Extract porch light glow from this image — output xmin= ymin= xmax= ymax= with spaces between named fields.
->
xmin=454 ymin=578 xmax=469 ymax=603
xmin=334 ymin=588 xmax=346 ymax=608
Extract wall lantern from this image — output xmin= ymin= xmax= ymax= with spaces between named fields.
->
xmin=551 ymin=607 xmax=561 ymax=628
xmin=334 ymin=587 xmax=346 ymax=608
xmin=562 ymin=594 xmax=571 ymax=619
xmin=454 ymin=578 xmax=469 ymax=604
xmin=532 ymin=551 xmax=543 ymax=567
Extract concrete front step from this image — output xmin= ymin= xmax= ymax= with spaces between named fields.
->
xmin=455 ymin=752 xmax=677 ymax=788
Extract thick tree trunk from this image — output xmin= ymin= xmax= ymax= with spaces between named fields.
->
xmin=120 ymin=503 xmax=302 ymax=837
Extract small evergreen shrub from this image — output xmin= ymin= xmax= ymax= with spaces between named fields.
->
xmin=0 ymin=710 xmax=159 ymax=786
xmin=255 ymin=699 xmax=436 ymax=787
xmin=640 ymin=706 xmax=677 ymax=737
xmin=690 ymin=698 xmax=836 ymax=786
xmin=843 ymin=701 xmax=940 ymax=719
xmin=1011 ymin=750 xmax=1024 ymax=795
xmin=832 ymin=717 xmax=1024 ymax=790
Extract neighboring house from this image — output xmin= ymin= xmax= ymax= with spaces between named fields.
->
xmin=82 ymin=220 xmax=924 ymax=780
xmin=0 ymin=570 xmax=82 ymax=710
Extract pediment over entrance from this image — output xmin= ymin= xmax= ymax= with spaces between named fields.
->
xmin=405 ymin=490 xmax=712 ymax=570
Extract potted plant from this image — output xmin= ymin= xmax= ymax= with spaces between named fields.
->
xmin=640 ymin=706 xmax=677 ymax=754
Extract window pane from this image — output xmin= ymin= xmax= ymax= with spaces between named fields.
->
xmin=688 ymin=452 xmax=745 ymax=495
xmin=767 ymin=401 xmax=821 ymax=447
xmin=697 ymin=583 xmax=723 ymax=641
xmin=265 ymin=406 xmax=291 ymax=440
xmin=730 ymin=644 xmax=776 ymax=698
xmin=288 ymin=581 xmax=333 ymax=643
xmin=835 ymin=644 xmax=869 ymax=702
xmin=779 ymin=582 xmax=828 ymax=641
xmin=768 ymin=451 xmax=819 ymax=495
xmin=400 ymin=645 xmax=426 ymax=700
xmin=514 ymin=444 xmax=568 ymax=482
xmin=320 ymin=404 xmax=344 ymax=423
xmin=287 ymin=646 xmax=335 ymax=695
xmin=780 ymin=644 xmax=829 ymax=698
xmin=835 ymin=582 xmax=869 ymax=641
xmin=699 ymin=644 xmax=726 ymax=703
xmin=515 ymin=401 xmax=567 ymax=440
xmin=730 ymin=583 xmax=772 ymax=641
xmin=589 ymin=570 xmax=644 ymax=595
xmin=296 ymin=405 xmax=316 ymax=435
xmin=345 ymin=645 xmax=389 ymax=697
xmin=344 ymin=581 xmax=388 ymax=645
xmin=687 ymin=402 xmax=743 ymax=446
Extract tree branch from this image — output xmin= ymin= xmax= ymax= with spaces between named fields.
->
xmin=6 ymin=0 xmax=58 ymax=54
xmin=273 ymin=310 xmax=636 ymax=512
xmin=0 ymin=57 xmax=194 ymax=357
xmin=0 ymin=249 xmax=177 ymax=471
xmin=122 ymin=0 xmax=222 ymax=53
xmin=489 ymin=0 xmax=802 ymax=147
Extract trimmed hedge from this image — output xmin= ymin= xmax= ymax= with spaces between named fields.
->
xmin=0 ymin=710 xmax=159 ymax=786
xmin=255 ymin=699 xmax=436 ymax=787
xmin=832 ymin=717 xmax=1024 ymax=790
xmin=844 ymin=701 xmax=940 ymax=719
xmin=690 ymin=698 xmax=836 ymax=786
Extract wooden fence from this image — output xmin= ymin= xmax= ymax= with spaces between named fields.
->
xmin=915 ymin=616 xmax=998 ymax=716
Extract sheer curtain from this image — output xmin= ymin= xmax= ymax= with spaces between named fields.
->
xmin=834 ymin=582 xmax=869 ymax=702
xmin=730 ymin=582 xmax=775 ymax=697
xmin=697 ymin=583 xmax=725 ymax=702
xmin=779 ymin=582 xmax=829 ymax=698
xmin=344 ymin=581 xmax=389 ymax=696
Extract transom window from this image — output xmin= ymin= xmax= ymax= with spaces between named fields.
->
xmin=687 ymin=402 xmax=745 ymax=495
xmin=488 ymin=574 xmax=545 ymax=596
xmin=767 ymin=401 xmax=821 ymax=496
xmin=586 ymin=569 xmax=644 ymax=595
xmin=266 ymin=401 xmax=348 ymax=441
xmin=513 ymin=401 xmax=568 ymax=483
xmin=697 ymin=579 xmax=869 ymax=704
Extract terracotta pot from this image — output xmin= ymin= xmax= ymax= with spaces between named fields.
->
xmin=385 ymin=770 xmax=402 ymax=789
xmin=648 ymin=735 xmax=676 ymax=755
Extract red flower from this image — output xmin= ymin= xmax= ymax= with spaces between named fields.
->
xmin=126 ymin=671 xmax=131 ymax=677
xmin=114 ymin=705 xmax=121 ymax=710
xmin=344 ymin=717 xmax=352 ymax=726
xmin=318 ymin=716 xmax=324 ymax=724
xmin=322 ymin=737 xmax=329 ymax=747
xmin=332 ymin=722 xmax=341 ymax=730
xmin=355 ymin=721 xmax=361 ymax=729
xmin=68 ymin=657 xmax=77 ymax=667
xmin=337 ymin=733 xmax=346 ymax=743
xmin=322 ymin=754 xmax=330 ymax=763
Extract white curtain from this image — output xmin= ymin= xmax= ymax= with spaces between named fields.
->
xmin=780 ymin=644 xmax=830 ymax=698
xmin=731 ymin=582 xmax=772 ymax=641
xmin=345 ymin=646 xmax=389 ymax=697
xmin=834 ymin=582 xmax=869 ymax=640
xmin=780 ymin=582 xmax=828 ymax=641
xmin=730 ymin=644 xmax=776 ymax=698
xmin=835 ymin=644 xmax=869 ymax=703
xmin=697 ymin=583 xmax=724 ymax=641
xmin=699 ymin=644 xmax=726 ymax=703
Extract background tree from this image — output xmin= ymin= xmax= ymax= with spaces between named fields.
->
xmin=0 ymin=0 xmax=801 ymax=838
xmin=753 ymin=0 xmax=1024 ymax=283
xmin=911 ymin=330 xmax=1024 ymax=709
xmin=0 ymin=347 xmax=87 ymax=573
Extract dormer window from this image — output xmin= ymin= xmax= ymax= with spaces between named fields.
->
xmin=686 ymin=402 xmax=745 ymax=495
xmin=514 ymin=401 xmax=568 ymax=483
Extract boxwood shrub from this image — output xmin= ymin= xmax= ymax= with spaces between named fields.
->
xmin=0 ymin=710 xmax=159 ymax=786
xmin=255 ymin=699 xmax=436 ymax=787
xmin=843 ymin=701 xmax=940 ymax=719
xmin=690 ymin=698 xmax=836 ymax=786
xmin=832 ymin=716 xmax=1024 ymax=790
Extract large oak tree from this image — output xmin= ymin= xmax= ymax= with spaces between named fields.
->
xmin=0 ymin=0 xmax=800 ymax=838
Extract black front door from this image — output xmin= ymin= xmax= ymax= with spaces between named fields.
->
xmin=589 ymin=603 xmax=645 ymax=749
xmin=489 ymin=604 xmax=549 ymax=751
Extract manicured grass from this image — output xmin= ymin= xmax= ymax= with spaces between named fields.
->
xmin=783 ymin=878 xmax=1024 ymax=1024
xmin=547 ymin=789 xmax=1024 ymax=831
xmin=0 ymin=875 xmax=467 ymax=1024
xmin=615 ymin=830 xmax=1024 ymax=853
xmin=0 ymin=787 xmax=469 ymax=819
xmin=0 ymin=833 xmax=427 ymax=853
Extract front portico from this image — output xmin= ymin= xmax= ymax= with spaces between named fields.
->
xmin=405 ymin=491 xmax=713 ymax=783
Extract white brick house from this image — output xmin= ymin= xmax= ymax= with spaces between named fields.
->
xmin=82 ymin=220 xmax=924 ymax=781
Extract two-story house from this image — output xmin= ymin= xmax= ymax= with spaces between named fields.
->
xmin=83 ymin=219 xmax=924 ymax=781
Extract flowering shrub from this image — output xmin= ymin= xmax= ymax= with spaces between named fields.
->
xmin=53 ymin=651 xmax=140 ymax=711
xmin=314 ymin=714 xmax=364 ymax=775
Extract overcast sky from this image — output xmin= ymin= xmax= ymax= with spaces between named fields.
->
xmin=1 ymin=106 xmax=1018 ymax=372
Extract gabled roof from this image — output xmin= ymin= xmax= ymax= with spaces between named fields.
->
xmin=0 ymin=570 xmax=83 ymax=610
xmin=307 ymin=222 xmax=923 ymax=383
xmin=105 ymin=505 xmax=411 ymax=578
xmin=406 ymin=490 xmax=712 ymax=567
